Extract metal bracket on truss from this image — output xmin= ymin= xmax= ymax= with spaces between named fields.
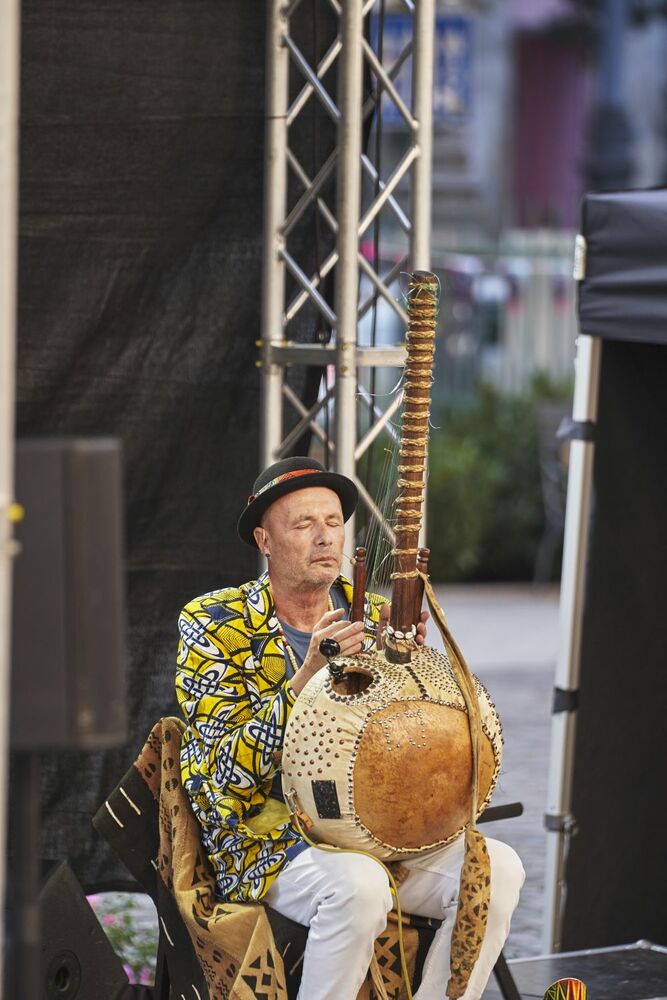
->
xmin=260 ymin=0 xmax=436 ymax=561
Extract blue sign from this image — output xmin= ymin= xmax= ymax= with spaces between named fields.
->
xmin=372 ymin=13 xmax=473 ymax=125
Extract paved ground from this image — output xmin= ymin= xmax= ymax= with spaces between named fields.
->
xmin=92 ymin=583 xmax=561 ymax=989
xmin=429 ymin=582 xmax=560 ymax=673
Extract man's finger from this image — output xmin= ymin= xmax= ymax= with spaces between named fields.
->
xmin=338 ymin=637 xmax=364 ymax=656
xmin=317 ymin=618 xmax=363 ymax=637
xmin=318 ymin=608 xmax=346 ymax=625
xmin=335 ymin=624 xmax=364 ymax=643
xmin=315 ymin=621 xmax=364 ymax=656
xmin=329 ymin=619 xmax=364 ymax=637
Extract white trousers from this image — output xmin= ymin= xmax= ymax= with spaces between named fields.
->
xmin=264 ymin=835 xmax=525 ymax=1000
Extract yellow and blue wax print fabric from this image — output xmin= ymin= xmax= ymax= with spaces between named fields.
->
xmin=176 ymin=571 xmax=387 ymax=902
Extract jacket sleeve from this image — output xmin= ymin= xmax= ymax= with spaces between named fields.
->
xmin=176 ymin=593 xmax=296 ymax=817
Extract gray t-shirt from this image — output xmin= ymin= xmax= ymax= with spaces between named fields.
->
xmin=278 ymin=581 xmax=349 ymax=675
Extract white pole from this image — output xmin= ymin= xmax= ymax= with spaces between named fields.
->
xmin=0 ymin=0 xmax=20 ymax=984
xmin=543 ymin=333 xmax=602 ymax=951
xmin=334 ymin=0 xmax=364 ymax=572
xmin=411 ymin=0 xmax=436 ymax=547
xmin=411 ymin=0 xmax=435 ymax=272
xmin=260 ymin=0 xmax=290 ymax=470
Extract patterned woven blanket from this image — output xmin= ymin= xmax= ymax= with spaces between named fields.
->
xmin=93 ymin=716 xmax=435 ymax=1000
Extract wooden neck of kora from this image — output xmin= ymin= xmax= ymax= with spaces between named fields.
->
xmin=384 ymin=270 xmax=439 ymax=664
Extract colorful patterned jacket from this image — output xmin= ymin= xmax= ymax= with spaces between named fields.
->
xmin=176 ymin=571 xmax=387 ymax=902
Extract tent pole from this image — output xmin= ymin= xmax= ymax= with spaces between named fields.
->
xmin=0 ymin=0 xmax=21 ymax=985
xmin=334 ymin=0 xmax=364 ymax=568
xmin=411 ymin=0 xmax=434 ymax=271
xmin=412 ymin=0 xmax=435 ymax=549
xmin=260 ymin=0 xmax=290 ymax=473
xmin=543 ymin=332 xmax=602 ymax=952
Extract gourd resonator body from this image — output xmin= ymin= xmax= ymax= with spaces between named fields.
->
xmin=281 ymin=645 xmax=502 ymax=860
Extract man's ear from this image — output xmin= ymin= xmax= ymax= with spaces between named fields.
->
xmin=253 ymin=525 xmax=268 ymax=555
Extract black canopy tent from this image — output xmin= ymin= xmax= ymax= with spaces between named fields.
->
xmin=544 ymin=188 xmax=667 ymax=951
xmin=578 ymin=188 xmax=667 ymax=346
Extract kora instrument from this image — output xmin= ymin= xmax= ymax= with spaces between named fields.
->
xmin=282 ymin=271 xmax=502 ymax=858
xmin=281 ymin=271 xmax=502 ymax=997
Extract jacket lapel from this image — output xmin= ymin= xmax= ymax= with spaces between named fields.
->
xmin=242 ymin=573 xmax=285 ymax=686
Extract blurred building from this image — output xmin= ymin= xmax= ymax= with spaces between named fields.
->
xmin=371 ymin=0 xmax=667 ymax=397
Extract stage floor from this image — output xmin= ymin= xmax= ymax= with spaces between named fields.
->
xmin=482 ymin=941 xmax=667 ymax=999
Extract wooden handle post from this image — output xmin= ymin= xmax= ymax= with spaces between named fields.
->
xmin=351 ymin=546 xmax=366 ymax=623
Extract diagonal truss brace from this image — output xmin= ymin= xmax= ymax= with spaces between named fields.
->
xmin=260 ymin=0 xmax=435 ymax=565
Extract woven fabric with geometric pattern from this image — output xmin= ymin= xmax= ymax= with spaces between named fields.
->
xmin=93 ymin=717 xmax=436 ymax=1000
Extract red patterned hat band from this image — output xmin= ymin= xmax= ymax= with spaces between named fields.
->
xmin=247 ymin=468 xmax=320 ymax=506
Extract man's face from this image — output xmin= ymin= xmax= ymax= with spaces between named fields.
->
xmin=255 ymin=487 xmax=346 ymax=591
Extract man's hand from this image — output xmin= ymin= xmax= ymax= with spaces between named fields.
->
xmin=290 ymin=608 xmax=365 ymax=696
xmin=377 ymin=603 xmax=429 ymax=650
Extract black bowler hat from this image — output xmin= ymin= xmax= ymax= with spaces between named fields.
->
xmin=237 ymin=457 xmax=358 ymax=548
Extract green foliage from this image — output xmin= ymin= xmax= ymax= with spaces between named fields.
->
xmin=427 ymin=376 xmax=571 ymax=581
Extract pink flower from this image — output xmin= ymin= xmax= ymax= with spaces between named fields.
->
xmin=102 ymin=914 xmax=117 ymax=927
xmin=139 ymin=966 xmax=153 ymax=985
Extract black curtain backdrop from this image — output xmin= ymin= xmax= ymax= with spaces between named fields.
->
xmin=562 ymin=338 xmax=667 ymax=948
xmin=561 ymin=187 xmax=667 ymax=947
xmin=16 ymin=0 xmax=337 ymax=887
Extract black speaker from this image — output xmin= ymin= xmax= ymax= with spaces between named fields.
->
xmin=39 ymin=862 xmax=129 ymax=1000
xmin=11 ymin=438 xmax=127 ymax=749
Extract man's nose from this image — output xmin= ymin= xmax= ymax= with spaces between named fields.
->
xmin=315 ymin=523 xmax=333 ymax=545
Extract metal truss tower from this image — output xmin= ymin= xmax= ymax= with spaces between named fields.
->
xmin=260 ymin=0 xmax=435 ymax=562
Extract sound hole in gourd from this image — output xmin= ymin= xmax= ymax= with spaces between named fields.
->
xmin=330 ymin=667 xmax=374 ymax=697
